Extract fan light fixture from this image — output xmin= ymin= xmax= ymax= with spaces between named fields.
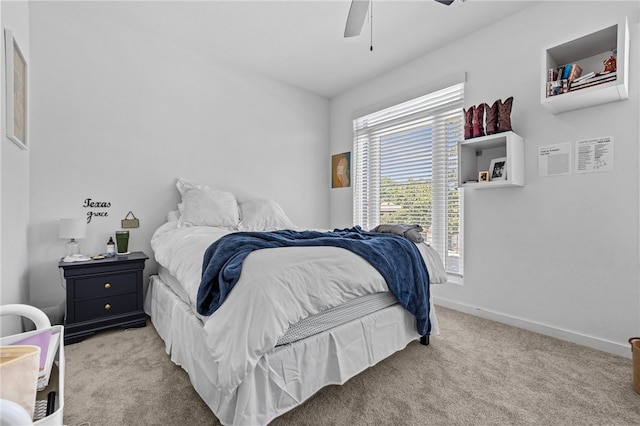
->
xmin=344 ymin=0 xmax=455 ymax=51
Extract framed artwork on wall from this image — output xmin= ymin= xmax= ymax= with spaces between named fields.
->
xmin=489 ymin=157 xmax=507 ymax=181
xmin=5 ymin=29 xmax=27 ymax=150
xmin=331 ymin=152 xmax=351 ymax=188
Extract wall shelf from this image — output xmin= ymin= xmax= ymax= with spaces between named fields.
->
xmin=541 ymin=17 xmax=629 ymax=114
xmin=458 ymin=131 xmax=524 ymax=189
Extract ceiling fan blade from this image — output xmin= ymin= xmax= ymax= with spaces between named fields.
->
xmin=434 ymin=0 xmax=455 ymax=5
xmin=344 ymin=0 xmax=370 ymax=38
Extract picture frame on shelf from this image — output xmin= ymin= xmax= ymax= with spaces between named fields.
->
xmin=4 ymin=29 xmax=27 ymax=150
xmin=478 ymin=171 xmax=489 ymax=182
xmin=489 ymin=157 xmax=507 ymax=181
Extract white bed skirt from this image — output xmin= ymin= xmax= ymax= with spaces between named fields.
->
xmin=144 ymin=275 xmax=435 ymax=426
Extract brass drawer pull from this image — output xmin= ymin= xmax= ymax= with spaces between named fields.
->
xmin=104 ymin=283 xmax=111 ymax=289
xmin=104 ymin=304 xmax=111 ymax=310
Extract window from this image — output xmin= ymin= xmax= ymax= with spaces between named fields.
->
xmin=353 ymin=83 xmax=464 ymax=276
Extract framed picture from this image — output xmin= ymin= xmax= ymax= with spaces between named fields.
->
xmin=5 ymin=29 xmax=27 ymax=149
xmin=478 ymin=171 xmax=489 ymax=182
xmin=331 ymin=152 xmax=351 ymax=188
xmin=489 ymin=157 xmax=507 ymax=181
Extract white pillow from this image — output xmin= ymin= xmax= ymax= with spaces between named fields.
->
xmin=238 ymin=198 xmax=295 ymax=231
xmin=178 ymin=187 xmax=240 ymax=229
xmin=166 ymin=210 xmax=180 ymax=222
xmin=176 ymin=178 xmax=209 ymax=195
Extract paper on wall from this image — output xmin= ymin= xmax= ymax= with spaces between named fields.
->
xmin=575 ymin=136 xmax=614 ymax=173
xmin=539 ymin=142 xmax=571 ymax=176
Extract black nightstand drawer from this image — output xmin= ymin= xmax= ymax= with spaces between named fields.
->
xmin=60 ymin=251 xmax=148 ymax=344
xmin=74 ymin=272 xmax=137 ymax=300
xmin=75 ymin=294 xmax=138 ymax=322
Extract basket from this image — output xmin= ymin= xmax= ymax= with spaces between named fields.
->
xmin=0 ymin=345 xmax=41 ymax=419
xmin=0 ymin=304 xmax=65 ymax=425
xmin=630 ymin=337 xmax=640 ymax=394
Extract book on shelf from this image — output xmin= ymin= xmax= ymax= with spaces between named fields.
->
xmin=572 ymin=71 xmax=596 ymax=83
xmin=567 ymin=64 xmax=583 ymax=82
xmin=569 ymin=75 xmax=617 ymax=92
xmin=559 ymin=64 xmax=580 ymax=81
xmin=546 ymin=63 xmax=583 ymax=97
xmin=547 ymin=79 xmax=569 ymax=97
xmin=569 ymin=71 xmax=616 ymax=88
xmin=556 ymin=63 xmax=583 ymax=81
xmin=560 ymin=64 xmax=570 ymax=80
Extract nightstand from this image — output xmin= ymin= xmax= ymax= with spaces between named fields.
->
xmin=59 ymin=251 xmax=148 ymax=345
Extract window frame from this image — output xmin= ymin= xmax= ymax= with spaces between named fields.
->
xmin=352 ymin=83 xmax=464 ymax=278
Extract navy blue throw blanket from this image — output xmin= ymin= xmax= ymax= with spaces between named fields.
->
xmin=197 ymin=226 xmax=431 ymax=336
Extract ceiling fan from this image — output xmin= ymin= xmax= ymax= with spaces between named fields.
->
xmin=344 ymin=0 xmax=455 ymax=38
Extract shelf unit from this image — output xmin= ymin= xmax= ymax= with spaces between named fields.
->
xmin=541 ymin=17 xmax=629 ymax=114
xmin=458 ymin=131 xmax=524 ymax=189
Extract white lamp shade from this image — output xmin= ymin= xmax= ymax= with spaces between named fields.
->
xmin=59 ymin=218 xmax=87 ymax=239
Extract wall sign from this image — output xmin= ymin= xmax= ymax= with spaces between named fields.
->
xmin=539 ymin=142 xmax=571 ymax=177
xmin=538 ymin=136 xmax=614 ymax=177
xmin=575 ymin=136 xmax=613 ymax=174
xmin=83 ymin=198 xmax=111 ymax=223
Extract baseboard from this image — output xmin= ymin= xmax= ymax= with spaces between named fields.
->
xmin=433 ymin=296 xmax=631 ymax=359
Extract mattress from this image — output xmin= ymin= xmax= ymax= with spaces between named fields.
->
xmin=276 ymin=291 xmax=399 ymax=345
xmin=144 ymin=274 xmax=429 ymax=425
xmin=158 ymin=264 xmax=440 ymax=347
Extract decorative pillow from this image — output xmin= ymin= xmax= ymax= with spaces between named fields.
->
xmin=166 ymin=210 xmax=180 ymax=222
xmin=176 ymin=178 xmax=209 ymax=196
xmin=238 ymin=198 xmax=295 ymax=231
xmin=370 ymin=223 xmax=425 ymax=243
xmin=177 ymin=187 xmax=240 ymax=229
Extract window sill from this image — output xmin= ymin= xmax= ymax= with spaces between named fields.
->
xmin=445 ymin=274 xmax=464 ymax=286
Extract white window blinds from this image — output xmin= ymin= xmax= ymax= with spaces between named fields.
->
xmin=353 ymin=83 xmax=464 ymax=276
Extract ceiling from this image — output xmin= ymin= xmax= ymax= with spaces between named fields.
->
xmin=102 ymin=0 xmax=539 ymax=98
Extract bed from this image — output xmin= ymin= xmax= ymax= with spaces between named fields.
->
xmin=143 ymin=179 xmax=447 ymax=425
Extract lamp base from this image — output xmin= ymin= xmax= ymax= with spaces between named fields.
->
xmin=66 ymin=239 xmax=80 ymax=257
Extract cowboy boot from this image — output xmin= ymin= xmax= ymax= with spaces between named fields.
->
xmin=472 ymin=103 xmax=485 ymax=138
xmin=485 ymin=100 xmax=499 ymax=135
xmin=463 ymin=106 xmax=474 ymax=139
xmin=498 ymin=97 xmax=513 ymax=133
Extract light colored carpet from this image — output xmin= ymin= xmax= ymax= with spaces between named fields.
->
xmin=63 ymin=307 xmax=640 ymax=425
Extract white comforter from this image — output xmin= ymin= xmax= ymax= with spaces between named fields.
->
xmin=151 ymin=220 xmax=446 ymax=394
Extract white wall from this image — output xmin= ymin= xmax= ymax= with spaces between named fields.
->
xmin=27 ymin=2 xmax=330 ymax=308
xmin=1 ymin=1 xmax=31 ymax=335
xmin=330 ymin=1 xmax=640 ymax=357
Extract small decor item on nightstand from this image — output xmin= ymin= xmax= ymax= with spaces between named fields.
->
xmin=106 ymin=237 xmax=116 ymax=256
xmin=121 ymin=211 xmax=140 ymax=228
xmin=115 ymin=231 xmax=129 ymax=254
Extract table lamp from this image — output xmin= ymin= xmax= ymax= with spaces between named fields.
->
xmin=59 ymin=218 xmax=88 ymax=261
